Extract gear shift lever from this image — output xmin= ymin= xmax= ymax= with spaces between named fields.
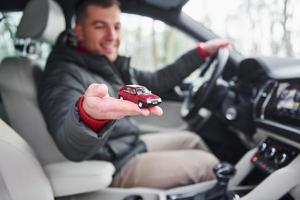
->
xmin=166 ymin=162 xmax=236 ymax=200
xmin=205 ymin=162 xmax=236 ymax=200
xmin=214 ymin=162 xmax=236 ymax=186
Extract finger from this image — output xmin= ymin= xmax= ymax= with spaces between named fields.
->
xmin=116 ymin=100 xmax=162 ymax=117
xmin=220 ymin=41 xmax=230 ymax=48
xmin=205 ymin=38 xmax=231 ymax=55
xmin=85 ymin=83 xmax=109 ymax=98
xmin=139 ymin=108 xmax=151 ymax=116
xmin=218 ymin=39 xmax=231 ymax=49
xmin=148 ymin=106 xmax=163 ymax=116
xmin=116 ymin=99 xmax=150 ymax=116
xmin=100 ymin=98 xmax=150 ymax=118
xmin=215 ymin=38 xmax=229 ymax=45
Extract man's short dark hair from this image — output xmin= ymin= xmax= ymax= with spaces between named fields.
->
xmin=75 ymin=0 xmax=120 ymax=23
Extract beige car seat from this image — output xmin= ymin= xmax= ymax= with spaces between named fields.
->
xmin=0 ymin=0 xmax=115 ymax=198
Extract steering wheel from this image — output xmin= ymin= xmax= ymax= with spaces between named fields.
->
xmin=181 ymin=48 xmax=229 ymax=120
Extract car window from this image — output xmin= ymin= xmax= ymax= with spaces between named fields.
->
xmin=136 ymin=90 xmax=142 ymax=95
xmin=183 ymin=0 xmax=300 ymax=58
xmin=136 ymin=87 xmax=150 ymax=95
xmin=124 ymin=87 xmax=130 ymax=93
xmin=120 ymin=13 xmax=196 ymax=71
xmin=0 ymin=12 xmax=51 ymax=63
xmin=131 ymin=88 xmax=136 ymax=95
xmin=0 ymin=12 xmax=22 ymax=61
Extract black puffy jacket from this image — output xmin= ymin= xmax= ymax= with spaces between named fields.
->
xmin=38 ymin=31 xmax=203 ymax=168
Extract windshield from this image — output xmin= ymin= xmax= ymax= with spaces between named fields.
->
xmin=136 ymin=87 xmax=151 ymax=95
xmin=183 ymin=0 xmax=300 ymax=58
xmin=120 ymin=14 xmax=195 ymax=70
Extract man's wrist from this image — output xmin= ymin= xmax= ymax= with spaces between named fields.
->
xmin=77 ymin=96 xmax=110 ymax=133
xmin=196 ymin=42 xmax=210 ymax=60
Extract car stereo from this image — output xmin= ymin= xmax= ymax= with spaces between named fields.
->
xmin=265 ymin=81 xmax=300 ymax=127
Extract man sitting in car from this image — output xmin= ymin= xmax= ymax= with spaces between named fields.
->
xmin=39 ymin=0 xmax=230 ymax=189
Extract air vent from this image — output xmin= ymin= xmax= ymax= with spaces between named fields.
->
xmin=254 ymin=80 xmax=277 ymax=119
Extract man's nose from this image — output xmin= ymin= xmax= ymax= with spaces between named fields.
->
xmin=106 ymin=27 xmax=117 ymax=40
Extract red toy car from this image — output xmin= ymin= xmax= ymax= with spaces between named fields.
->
xmin=118 ymin=85 xmax=162 ymax=108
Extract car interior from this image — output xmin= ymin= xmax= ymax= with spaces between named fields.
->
xmin=0 ymin=0 xmax=300 ymax=200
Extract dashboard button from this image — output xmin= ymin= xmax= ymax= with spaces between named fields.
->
xmin=274 ymin=153 xmax=288 ymax=166
xmin=258 ymin=142 xmax=267 ymax=154
xmin=264 ymin=147 xmax=276 ymax=159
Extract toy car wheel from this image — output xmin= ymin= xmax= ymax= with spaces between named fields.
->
xmin=138 ymin=101 xmax=143 ymax=108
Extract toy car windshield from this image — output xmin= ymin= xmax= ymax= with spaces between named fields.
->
xmin=136 ymin=87 xmax=151 ymax=95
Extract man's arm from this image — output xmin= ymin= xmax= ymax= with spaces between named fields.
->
xmin=131 ymin=38 xmax=230 ymax=94
xmin=39 ymin=65 xmax=111 ymax=161
xmin=39 ymin=65 xmax=162 ymax=161
xmin=59 ymin=83 xmax=163 ymax=161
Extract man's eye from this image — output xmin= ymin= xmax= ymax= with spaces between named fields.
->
xmin=115 ymin=25 xmax=121 ymax=31
xmin=95 ymin=26 xmax=104 ymax=29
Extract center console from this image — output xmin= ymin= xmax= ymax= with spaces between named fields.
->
xmin=165 ymin=137 xmax=300 ymax=200
xmin=165 ymin=78 xmax=300 ymax=200
xmin=251 ymin=138 xmax=299 ymax=174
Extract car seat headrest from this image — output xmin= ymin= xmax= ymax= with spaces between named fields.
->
xmin=16 ymin=0 xmax=66 ymax=44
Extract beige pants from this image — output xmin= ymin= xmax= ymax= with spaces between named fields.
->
xmin=112 ymin=131 xmax=219 ymax=189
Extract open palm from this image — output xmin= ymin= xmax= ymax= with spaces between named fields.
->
xmin=83 ymin=83 xmax=163 ymax=120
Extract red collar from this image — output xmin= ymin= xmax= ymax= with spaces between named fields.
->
xmin=76 ymin=43 xmax=90 ymax=54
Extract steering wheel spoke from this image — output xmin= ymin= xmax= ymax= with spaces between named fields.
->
xmin=181 ymin=48 xmax=230 ymax=120
xmin=191 ymin=77 xmax=206 ymax=94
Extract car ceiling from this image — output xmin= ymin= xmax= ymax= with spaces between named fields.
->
xmin=143 ymin=0 xmax=188 ymax=9
xmin=0 ymin=0 xmax=189 ymax=28
xmin=0 ymin=0 xmax=188 ymax=12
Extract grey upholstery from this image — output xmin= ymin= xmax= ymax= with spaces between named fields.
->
xmin=44 ymin=161 xmax=115 ymax=197
xmin=0 ymin=59 xmax=116 ymax=196
xmin=0 ymin=0 xmax=115 ymax=197
xmin=16 ymin=0 xmax=66 ymax=44
xmin=0 ymin=0 xmax=67 ymax=164
xmin=0 ymin=57 xmax=66 ymax=164
xmin=0 ymin=119 xmax=54 ymax=200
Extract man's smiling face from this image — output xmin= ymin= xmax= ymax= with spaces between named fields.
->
xmin=75 ymin=4 xmax=121 ymax=62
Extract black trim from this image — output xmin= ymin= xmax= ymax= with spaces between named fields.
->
xmin=256 ymin=119 xmax=300 ymax=143
xmin=0 ymin=0 xmax=28 ymax=11
xmin=0 ymin=93 xmax=9 ymax=124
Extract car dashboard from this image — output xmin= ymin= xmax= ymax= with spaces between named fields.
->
xmin=253 ymin=79 xmax=300 ymax=177
xmin=256 ymin=79 xmax=300 ymax=141
xmin=238 ymin=57 xmax=300 ymax=144
xmin=230 ymin=57 xmax=300 ymax=199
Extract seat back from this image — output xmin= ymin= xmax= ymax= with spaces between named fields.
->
xmin=0 ymin=119 xmax=54 ymax=200
xmin=0 ymin=0 xmax=117 ymax=197
xmin=0 ymin=58 xmax=116 ymax=197
xmin=0 ymin=57 xmax=66 ymax=164
xmin=0 ymin=0 xmax=66 ymax=165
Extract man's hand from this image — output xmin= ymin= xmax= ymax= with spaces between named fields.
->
xmin=202 ymin=38 xmax=231 ymax=55
xmin=82 ymin=83 xmax=163 ymax=120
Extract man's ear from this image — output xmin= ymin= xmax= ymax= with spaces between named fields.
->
xmin=74 ymin=24 xmax=84 ymax=42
